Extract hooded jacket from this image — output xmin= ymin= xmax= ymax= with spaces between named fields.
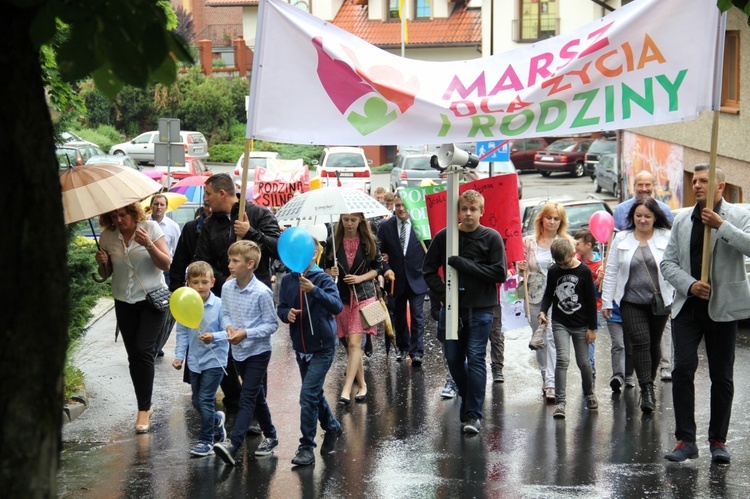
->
xmin=277 ymin=266 xmax=343 ymax=354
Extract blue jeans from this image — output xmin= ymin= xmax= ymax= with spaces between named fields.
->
xmin=442 ymin=308 xmax=493 ymax=420
xmin=189 ymin=367 xmax=225 ymax=443
xmin=230 ymin=351 xmax=277 ymax=448
xmin=296 ymin=348 xmax=340 ymax=450
xmin=553 ymin=323 xmax=594 ymax=404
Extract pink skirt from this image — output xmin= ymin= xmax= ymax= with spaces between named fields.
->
xmin=336 ymin=291 xmax=377 ymax=338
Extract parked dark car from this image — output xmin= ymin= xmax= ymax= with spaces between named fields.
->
xmin=521 ymin=196 xmax=613 ymax=237
xmin=534 ymin=138 xmax=594 ymax=178
xmin=593 ymin=153 xmax=620 ymax=198
xmin=508 ymin=137 xmax=551 ymax=171
xmin=56 ymin=142 xmax=106 ymax=168
xmin=585 ymin=137 xmax=617 ymax=178
xmin=390 ymin=153 xmax=441 ymax=190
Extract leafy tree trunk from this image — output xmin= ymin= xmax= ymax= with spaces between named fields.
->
xmin=1 ymin=3 xmax=70 ymax=497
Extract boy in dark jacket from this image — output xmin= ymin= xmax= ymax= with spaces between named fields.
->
xmin=277 ymin=238 xmax=344 ymax=467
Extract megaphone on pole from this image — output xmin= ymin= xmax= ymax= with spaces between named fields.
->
xmin=436 ymin=144 xmax=479 ymax=169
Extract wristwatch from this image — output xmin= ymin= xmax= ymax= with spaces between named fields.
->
xmin=145 ymin=242 xmax=154 ymax=250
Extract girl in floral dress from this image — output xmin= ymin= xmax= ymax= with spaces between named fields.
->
xmin=323 ymin=213 xmax=384 ymax=404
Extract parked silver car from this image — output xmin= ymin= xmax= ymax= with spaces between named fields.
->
xmin=109 ymin=130 xmax=209 ymax=163
xmin=593 ymin=153 xmax=619 ymax=198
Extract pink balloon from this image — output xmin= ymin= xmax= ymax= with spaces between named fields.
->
xmin=589 ymin=210 xmax=615 ymax=243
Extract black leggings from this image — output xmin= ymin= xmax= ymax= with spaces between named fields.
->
xmin=115 ymin=300 xmax=167 ymax=411
xmin=620 ymin=301 xmax=669 ymax=385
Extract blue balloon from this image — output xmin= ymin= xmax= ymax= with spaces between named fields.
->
xmin=278 ymin=227 xmax=316 ymax=273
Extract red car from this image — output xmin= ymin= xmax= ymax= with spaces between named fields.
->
xmin=508 ymin=137 xmax=551 ymax=171
xmin=154 ymin=157 xmax=212 ymax=185
xmin=534 ymin=138 xmax=593 ymax=178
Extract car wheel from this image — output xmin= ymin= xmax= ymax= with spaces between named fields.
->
xmin=112 ymin=150 xmax=125 ymax=156
xmin=594 ymin=178 xmax=602 ymax=193
xmin=572 ymin=162 xmax=584 ymax=178
xmin=540 ymin=171 xmax=552 ymax=177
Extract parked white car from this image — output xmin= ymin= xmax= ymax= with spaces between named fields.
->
xmin=313 ymin=146 xmax=372 ymax=193
xmin=232 ymin=151 xmax=282 ymax=182
xmin=109 ymin=130 xmax=209 ymax=163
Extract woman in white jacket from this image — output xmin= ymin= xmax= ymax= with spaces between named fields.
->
xmin=602 ymin=197 xmax=674 ymax=414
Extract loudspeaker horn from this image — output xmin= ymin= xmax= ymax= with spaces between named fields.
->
xmin=436 ymin=143 xmax=479 ymax=169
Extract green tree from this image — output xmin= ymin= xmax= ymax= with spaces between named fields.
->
xmin=718 ymin=0 xmax=750 ymax=24
xmin=1 ymin=1 xmax=190 ymax=497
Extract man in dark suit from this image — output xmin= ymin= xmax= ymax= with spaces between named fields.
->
xmin=378 ymin=193 xmax=429 ymax=366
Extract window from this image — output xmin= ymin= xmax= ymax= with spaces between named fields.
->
xmin=389 ymin=0 xmax=400 ymax=20
xmin=516 ymin=0 xmax=558 ymax=42
xmin=416 ymin=0 xmax=430 ymax=19
xmin=721 ymin=31 xmax=740 ymax=114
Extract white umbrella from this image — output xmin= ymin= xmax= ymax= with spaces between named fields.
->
xmin=275 ymin=187 xmax=390 ymax=269
xmin=275 ymin=187 xmax=390 ymax=226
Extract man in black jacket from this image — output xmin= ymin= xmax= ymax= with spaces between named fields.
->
xmin=423 ymin=189 xmax=507 ymax=435
xmin=194 ymin=173 xmax=281 ymax=412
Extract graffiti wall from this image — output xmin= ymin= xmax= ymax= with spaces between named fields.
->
xmin=622 ymin=132 xmax=684 ymax=209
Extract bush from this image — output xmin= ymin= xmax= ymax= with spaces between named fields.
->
xmin=72 ymin=128 xmax=117 ymax=152
xmin=372 ymin=163 xmax=393 ymax=173
xmin=208 ymin=143 xmax=244 ymax=163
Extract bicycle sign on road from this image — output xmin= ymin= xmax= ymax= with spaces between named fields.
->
xmin=477 ymin=141 xmax=510 ymax=162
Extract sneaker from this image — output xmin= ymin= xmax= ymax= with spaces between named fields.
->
xmin=664 ymin=441 xmax=699 ymax=462
xmin=586 ymin=395 xmax=599 ymax=411
xmin=396 ymin=350 xmax=404 ymax=362
xmin=529 ymin=323 xmax=546 ymax=350
xmin=255 ymin=437 xmax=279 ymax=456
xmin=214 ymin=411 xmax=227 ymax=443
xmin=441 ymin=380 xmax=457 ymax=399
xmin=553 ymin=404 xmax=566 ymax=419
xmin=610 ymin=377 xmax=623 ymax=393
xmin=320 ymin=426 xmax=343 ymax=455
xmin=411 ymin=355 xmax=423 ymax=367
xmin=492 ymin=367 xmax=504 ymax=383
xmin=463 ymin=417 xmax=481 ymax=434
xmin=189 ymin=441 xmax=215 ymax=457
xmin=709 ymin=439 xmax=731 ymax=463
xmin=624 ymin=375 xmax=636 ymax=388
xmin=214 ymin=441 xmax=238 ymax=466
xmin=660 ymin=368 xmax=673 ymax=381
xmin=247 ymin=420 xmax=262 ymax=435
xmin=291 ymin=447 xmax=315 ymax=466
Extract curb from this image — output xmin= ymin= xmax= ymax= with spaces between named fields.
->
xmin=63 ymin=298 xmax=114 ymax=424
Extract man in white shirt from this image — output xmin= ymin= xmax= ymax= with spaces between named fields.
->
xmin=150 ymin=193 xmax=182 ymax=355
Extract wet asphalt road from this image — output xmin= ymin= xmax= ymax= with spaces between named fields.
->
xmin=58 ymin=301 xmax=750 ymax=498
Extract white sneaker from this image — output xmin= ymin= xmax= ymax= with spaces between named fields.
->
xmin=441 ymin=380 xmax=457 ymax=399
xmin=660 ymin=368 xmax=673 ymax=381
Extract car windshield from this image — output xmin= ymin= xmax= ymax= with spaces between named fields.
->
xmin=185 ymin=133 xmax=205 ymax=144
xmin=403 ymin=156 xmax=432 ymax=170
xmin=475 ymin=162 xmax=514 ymax=174
xmin=547 ymin=140 xmax=578 ymax=152
xmin=588 ymin=140 xmax=616 ymax=154
xmin=249 ymin=158 xmax=269 ymax=168
xmin=524 ymin=203 xmax=608 ymax=235
xmin=327 ymin=153 xmax=366 ymax=168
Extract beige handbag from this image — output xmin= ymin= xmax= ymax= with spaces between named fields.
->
xmin=353 ymin=282 xmax=388 ymax=328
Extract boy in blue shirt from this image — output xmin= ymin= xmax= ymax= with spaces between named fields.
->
xmin=278 ymin=237 xmax=344 ymax=466
xmin=214 ymin=241 xmax=279 ymax=466
xmin=172 ymin=261 xmax=228 ymax=457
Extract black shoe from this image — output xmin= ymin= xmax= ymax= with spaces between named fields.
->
xmin=247 ymin=420 xmax=262 ymax=435
xmin=664 ymin=441 xmax=699 ymax=462
xmin=640 ymin=383 xmax=655 ymax=414
xmin=291 ymin=447 xmax=315 ymax=466
xmin=338 ymin=397 xmax=350 ymax=406
xmin=492 ymin=367 xmax=504 ymax=383
xmin=157 ymin=350 xmax=165 ymax=357
xmin=321 ymin=426 xmax=343 ymax=455
xmin=610 ymin=377 xmax=622 ymax=393
xmin=411 ymin=355 xmax=423 ymax=367
xmin=364 ymin=335 xmax=373 ymax=358
xmin=395 ymin=350 xmax=404 ymax=362
xmin=214 ymin=442 xmax=238 ymax=466
xmin=709 ymin=439 xmax=731 ymax=463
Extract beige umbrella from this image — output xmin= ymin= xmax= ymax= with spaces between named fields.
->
xmin=60 ymin=163 xmax=163 ymax=224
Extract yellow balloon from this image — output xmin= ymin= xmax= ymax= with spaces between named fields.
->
xmin=169 ymin=287 xmax=204 ymax=329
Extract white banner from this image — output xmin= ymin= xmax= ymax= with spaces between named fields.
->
xmin=248 ymin=0 xmax=722 ymax=146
